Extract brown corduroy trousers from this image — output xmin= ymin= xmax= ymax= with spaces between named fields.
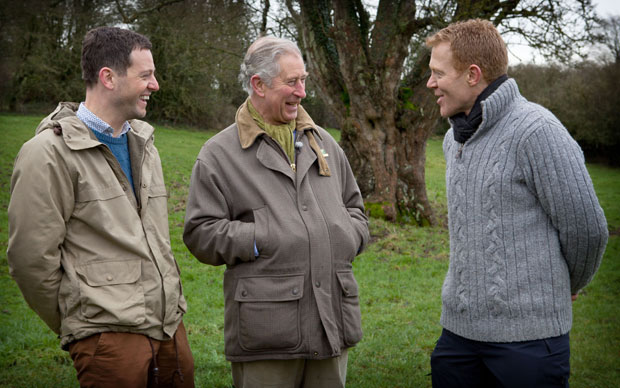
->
xmin=68 ymin=321 xmax=194 ymax=388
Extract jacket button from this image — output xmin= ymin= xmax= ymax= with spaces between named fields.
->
xmin=302 ymin=205 xmax=308 ymax=211
xmin=106 ymin=275 xmax=113 ymax=281
xmin=313 ymin=352 xmax=319 ymax=356
xmin=292 ymin=288 xmax=299 ymax=295
xmin=241 ymin=290 xmax=248 ymax=297
xmin=315 ymin=281 xmax=321 ymax=288
xmin=122 ymin=185 xmax=127 ymax=191
xmin=142 ymin=183 xmax=147 ymax=188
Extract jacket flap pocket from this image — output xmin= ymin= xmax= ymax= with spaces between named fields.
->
xmin=148 ymin=184 xmax=168 ymax=198
xmin=234 ymin=274 xmax=304 ymax=302
xmin=336 ymin=271 xmax=359 ymax=297
xmin=75 ymin=259 xmax=141 ymax=286
xmin=76 ymin=184 xmax=125 ymax=202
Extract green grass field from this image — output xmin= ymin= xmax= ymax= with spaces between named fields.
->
xmin=0 ymin=113 xmax=618 ymax=387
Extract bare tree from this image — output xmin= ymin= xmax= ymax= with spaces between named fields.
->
xmin=260 ymin=0 xmax=271 ymax=35
xmin=114 ymin=0 xmax=184 ymax=24
xmin=0 ymin=0 xmax=114 ymax=111
xmin=600 ymin=16 xmax=620 ymax=64
xmin=282 ymin=0 xmax=599 ymax=225
xmin=135 ymin=0 xmax=254 ymax=127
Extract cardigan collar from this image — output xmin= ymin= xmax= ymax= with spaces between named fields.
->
xmin=449 ymin=78 xmax=521 ymax=144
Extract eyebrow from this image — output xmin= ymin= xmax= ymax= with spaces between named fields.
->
xmin=288 ymin=72 xmax=309 ymax=79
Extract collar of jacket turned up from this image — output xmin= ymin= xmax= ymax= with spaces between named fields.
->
xmin=236 ymin=98 xmax=330 ymax=176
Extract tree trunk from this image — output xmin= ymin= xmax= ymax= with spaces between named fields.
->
xmin=339 ymin=72 xmax=440 ymax=225
xmin=294 ymin=0 xmax=438 ymax=225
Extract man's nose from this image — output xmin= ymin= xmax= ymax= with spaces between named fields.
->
xmin=426 ymin=75 xmax=436 ymax=89
xmin=294 ymin=80 xmax=306 ymax=98
xmin=149 ymin=76 xmax=160 ymax=92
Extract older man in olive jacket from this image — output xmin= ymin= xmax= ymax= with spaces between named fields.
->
xmin=183 ymin=36 xmax=369 ymax=388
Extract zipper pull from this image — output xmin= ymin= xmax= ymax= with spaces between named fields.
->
xmin=456 ymin=143 xmax=464 ymax=159
xmin=291 ymin=163 xmax=296 ymax=172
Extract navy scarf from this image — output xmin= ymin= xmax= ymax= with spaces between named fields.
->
xmin=451 ymin=74 xmax=508 ymax=144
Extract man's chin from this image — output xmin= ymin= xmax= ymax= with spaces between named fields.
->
xmin=439 ymin=106 xmax=454 ymax=118
xmin=135 ymin=108 xmax=147 ymax=119
xmin=284 ymin=112 xmax=298 ymax=122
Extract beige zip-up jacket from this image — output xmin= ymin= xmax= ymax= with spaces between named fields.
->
xmin=7 ymin=102 xmax=186 ymax=349
xmin=183 ymin=102 xmax=369 ymax=362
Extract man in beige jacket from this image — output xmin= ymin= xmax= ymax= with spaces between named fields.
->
xmin=183 ymin=36 xmax=370 ymax=388
xmin=7 ymin=27 xmax=194 ymax=387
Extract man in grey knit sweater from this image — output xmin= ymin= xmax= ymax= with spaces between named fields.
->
xmin=425 ymin=19 xmax=608 ymax=387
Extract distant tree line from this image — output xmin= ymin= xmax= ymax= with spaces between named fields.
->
xmin=430 ymin=56 xmax=620 ymax=166
xmin=509 ymin=60 xmax=620 ymax=165
xmin=1 ymin=1 xmax=618 ymax=222
xmin=0 ymin=0 xmax=336 ymax=129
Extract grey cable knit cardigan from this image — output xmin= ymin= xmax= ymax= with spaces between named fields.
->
xmin=441 ymin=78 xmax=608 ymax=343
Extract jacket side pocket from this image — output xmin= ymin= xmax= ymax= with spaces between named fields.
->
xmin=252 ymin=205 xmax=271 ymax=257
xmin=337 ymin=270 xmax=363 ymax=346
xmin=235 ymin=274 xmax=304 ymax=351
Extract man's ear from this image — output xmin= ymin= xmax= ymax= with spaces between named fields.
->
xmin=98 ymin=67 xmax=115 ymax=90
xmin=250 ymin=75 xmax=265 ymax=97
xmin=467 ymin=64 xmax=483 ymax=86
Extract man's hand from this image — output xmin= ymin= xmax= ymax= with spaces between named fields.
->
xmin=571 ymin=294 xmax=578 ymax=302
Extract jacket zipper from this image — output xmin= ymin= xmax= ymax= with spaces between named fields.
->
xmin=456 ymin=143 xmax=465 ymax=159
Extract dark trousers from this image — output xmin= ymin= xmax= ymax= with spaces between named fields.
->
xmin=431 ymin=329 xmax=570 ymax=388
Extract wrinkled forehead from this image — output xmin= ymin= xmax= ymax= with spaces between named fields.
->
xmin=277 ymin=53 xmax=308 ymax=77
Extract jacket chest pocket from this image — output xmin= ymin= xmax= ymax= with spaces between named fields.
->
xmin=234 ymin=274 xmax=304 ymax=351
xmin=76 ymin=182 xmax=126 ymax=203
xmin=75 ymin=259 xmax=145 ymax=326
xmin=142 ymin=183 xmax=169 ymax=227
xmin=74 ymin=184 xmax=130 ymax=225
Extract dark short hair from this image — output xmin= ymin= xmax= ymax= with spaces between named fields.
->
xmin=81 ymin=27 xmax=152 ymax=88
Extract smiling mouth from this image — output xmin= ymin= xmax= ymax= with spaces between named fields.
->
xmin=140 ymin=95 xmax=150 ymax=101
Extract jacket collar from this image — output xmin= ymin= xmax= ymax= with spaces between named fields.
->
xmin=235 ymin=97 xmax=321 ymax=149
xmin=36 ymin=102 xmax=154 ymax=151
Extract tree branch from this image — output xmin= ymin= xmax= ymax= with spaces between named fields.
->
xmin=260 ymin=0 xmax=270 ymax=36
xmin=296 ymin=0 xmax=347 ymax=115
xmin=115 ymin=0 xmax=184 ymax=24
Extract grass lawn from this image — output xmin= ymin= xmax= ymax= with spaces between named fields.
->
xmin=0 ymin=113 xmax=618 ymax=387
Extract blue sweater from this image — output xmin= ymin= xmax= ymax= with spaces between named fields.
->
xmin=92 ymin=130 xmax=134 ymax=191
xmin=441 ymin=79 xmax=608 ymax=342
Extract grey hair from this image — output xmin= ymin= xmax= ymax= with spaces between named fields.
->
xmin=239 ymin=36 xmax=303 ymax=95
